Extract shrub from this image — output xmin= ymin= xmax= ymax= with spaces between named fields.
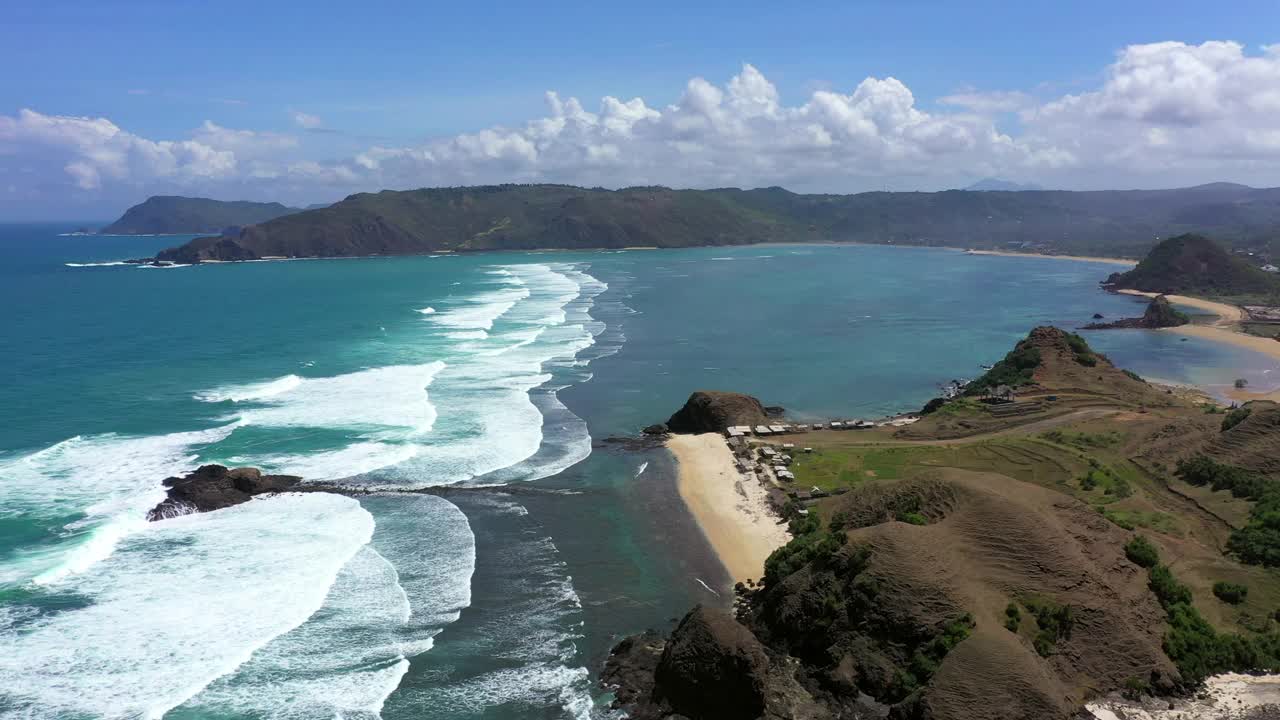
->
xmin=1004 ymin=602 xmax=1021 ymax=632
xmin=1149 ymin=564 xmax=1193 ymax=609
xmin=1222 ymin=406 xmax=1252 ymax=432
xmin=1023 ymin=597 xmax=1074 ymax=656
xmin=1213 ymin=581 xmax=1249 ymax=605
xmin=897 ymin=511 xmax=928 ymax=526
xmin=1123 ymin=369 xmax=1146 ymax=383
xmin=1236 ymin=378 xmax=1249 ymax=389
xmin=1125 ymin=536 xmax=1161 ymax=568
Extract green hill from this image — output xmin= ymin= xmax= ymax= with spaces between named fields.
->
xmin=102 ymin=196 xmax=303 ymax=235
xmin=1104 ymin=234 xmax=1280 ymax=298
xmin=153 ymin=183 xmax=1280 ymax=262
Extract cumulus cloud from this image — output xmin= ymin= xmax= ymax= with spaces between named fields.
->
xmin=1021 ymin=41 xmax=1280 ymax=176
xmin=6 ymin=40 xmax=1280 ymax=216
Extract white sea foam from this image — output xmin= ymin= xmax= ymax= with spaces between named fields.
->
xmin=178 ymin=494 xmax=475 ymax=717
xmin=635 ymin=461 xmax=649 ymax=477
xmin=64 ymin=261 xmax=129 ymax=267
xmin=0 ymin=493 xmax=374 ymax=718
xmin=203 ymin=362 xmax=446 ymax=435
xmin=256 ymin=442 xmax=421 ymax=481
xmin=429 ymin=285 xmax=530 ymax=330
xmin=194 ymin=374 xmax=302 ymax=402
xmin=415 ymin=306 xmax=436 ymax=315
xmin=0 ymin=424 xmax=238 ymax=586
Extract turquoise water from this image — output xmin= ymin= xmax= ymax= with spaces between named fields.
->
xmin=2 ymin=226 xmax=1277 ymax=718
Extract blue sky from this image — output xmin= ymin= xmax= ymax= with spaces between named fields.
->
xmin=3 ymin=0 xmax=1280 ymax=219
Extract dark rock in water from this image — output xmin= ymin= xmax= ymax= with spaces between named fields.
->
xmin=667 ymin=391 xmax=771 ymax=434
xmin=1084 ymin=295 xmax=1189 ymax=330
xmin=764 ymin=405 xmax=786 ymax=418
xmin=642 ymin=423 xmax=669 ymax=436
xmin=1093 ymin=313 xmax=1105 ymax=319
xmin=601 ymin=630 xmax=666 ymax=708
xmin=147 ymin=464 xmax=302 ymax=520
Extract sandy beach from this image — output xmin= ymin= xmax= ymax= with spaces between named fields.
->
xmin=1114 ymin=289 xmax=1280 ymax=400
xmin=667 ymin=433 xmax=791 ymax=584
xmin=964 ymin=249 xmax=1138 ymax=266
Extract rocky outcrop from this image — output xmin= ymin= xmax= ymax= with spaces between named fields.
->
xmin=666 ymin=391 xmax=773 ymax=433
xmin=146 ymin=465 xmax=302 ymax=520
xmin=603 ymin=606 xmax=828 ymax=720
xmin=1084 ymin=295 xmax=1189 ymax=329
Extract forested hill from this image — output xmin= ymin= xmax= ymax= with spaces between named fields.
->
xmin=102 ymin=196 xmax=303 ymax=235
xmin=153 ymin=182 xmax=1280 ymax=262
xmin=1104 ymin=233 xmax=1280 ymax=298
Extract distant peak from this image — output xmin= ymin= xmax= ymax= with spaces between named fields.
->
xmin=963 ymin=178 xmax=1045 ymax=192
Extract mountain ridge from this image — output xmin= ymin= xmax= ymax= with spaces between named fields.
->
xmin=101 ymin=196 xmax=305 ymax=235
xmin=146 ymin=182 xmax=1280 ymax=263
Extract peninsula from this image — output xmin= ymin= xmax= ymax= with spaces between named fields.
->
xmin=615 ymin=328 xmax=1280 ymax=720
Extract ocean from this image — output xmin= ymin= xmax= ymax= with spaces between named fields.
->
xmin=2 ymin=225 xmax=1277 ymax=719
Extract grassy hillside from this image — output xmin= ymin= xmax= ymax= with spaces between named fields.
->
xmin=103 ymin=196 xmax=302 ymax=235
xmin=1105 ymin=233 xmax=1280 ymax=299
xmin=155 ymin=182 xmax=1280 ymax=262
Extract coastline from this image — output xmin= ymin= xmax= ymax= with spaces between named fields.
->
xmin=666 ymin=433 xmax=790 ymax=585
xmin=1113 ymin=289 xmax=1280 ymax=401
xmin=964 ymin=249 xmax=1137 ymax=266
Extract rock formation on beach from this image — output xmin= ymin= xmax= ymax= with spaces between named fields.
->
xmin=146 ymin=464 xmax=303 ymax=520
xmin=1083 ymin=294 xmax=1190 ymax=329
xmin=666 ymin=391 xmax=773 ymax=433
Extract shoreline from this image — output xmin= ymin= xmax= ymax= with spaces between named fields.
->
xmin=666 ymin=433 xmax=790 ymax=585
xmin=1113 ymin=289 xmax=1280 ymax=401
xmin=964 ymin=249 xmax=1137 ymax=266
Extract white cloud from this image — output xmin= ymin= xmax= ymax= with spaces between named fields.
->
xmin=7 ymin=41 xmax=1280 ymax=217
xmin=292 ymin=111 xmax=323 ymax=129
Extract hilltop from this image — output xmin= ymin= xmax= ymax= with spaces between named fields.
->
xmin=101 ymin=196 xmax=304 ymax=235
xmin=607 ymin=328 xmax=1280 ymax=719
xmin=150 ymin=182 xmax=1280 ymax=262
xmin=1104 ymin=234 xmax=1280 ymax=299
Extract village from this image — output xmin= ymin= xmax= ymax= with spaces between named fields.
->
xmin=719 ymin=413 xmax=922 ymax=514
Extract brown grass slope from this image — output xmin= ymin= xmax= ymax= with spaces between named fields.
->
xmin=843 ymin=472 xmax=1175 ymax=719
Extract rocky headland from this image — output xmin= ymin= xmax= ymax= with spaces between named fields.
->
xmin=665 ymin=390 xmax=775 ymax=434
xmin=1083 ymin=294 xmax=1190 ymax=329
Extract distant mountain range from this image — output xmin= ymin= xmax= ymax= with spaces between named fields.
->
xmin=101 ymin=196 xmax=317 ymax=235
xmin=137 ymin=182 xmax=1280 ymax=263
xmin=963 ymin=178 xmax=1045 ymax=192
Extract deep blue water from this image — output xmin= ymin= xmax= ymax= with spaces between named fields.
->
xmin=1 ymin=225 xmax=1276 ymax=719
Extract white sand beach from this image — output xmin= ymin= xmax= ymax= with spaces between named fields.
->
xmin=667 ymin=433 xmax=791 ymax=585
xmin=965 ymin=249 xmax=1138 ymax=266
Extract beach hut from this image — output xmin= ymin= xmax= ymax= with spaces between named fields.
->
xmin=796 ymin=424 xmax=809 ymax=431
xmin=782 ymin=443 xmax=795 ymax=449
xmin=760 ymin=447 xmax=776 ymax=457
xmin=802 ymin=447 xmax=813 ymax=453
xmin=769 ymin=425 xmax=786 ymax=434
xmin=726 ymin=427 xmax=744 ymax=437
xmin=830 ymin=421 xmax=844 ymax=429
xmin=755 ymin=425 xmax=772 ymax=435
